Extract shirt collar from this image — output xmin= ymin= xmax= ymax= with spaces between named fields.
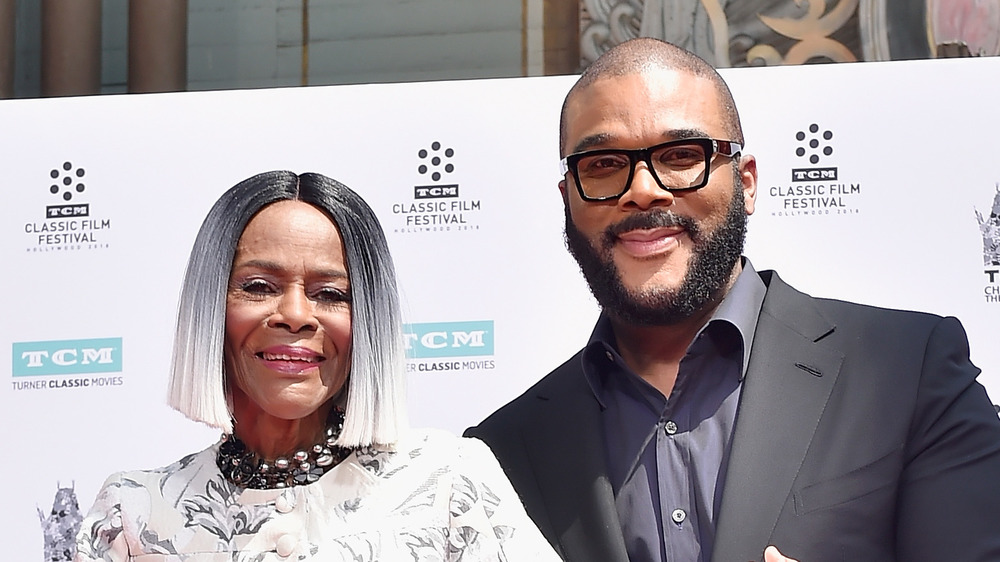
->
xmin=712 ymin=257 xmax=766 ymax=376
xmin=582 ymin=257 xmax=767 ymax=403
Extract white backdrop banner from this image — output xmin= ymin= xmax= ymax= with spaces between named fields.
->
xmin=3 ymin=56 xmax=999 ymax=559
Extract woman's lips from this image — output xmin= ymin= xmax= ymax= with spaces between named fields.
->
xmin=615 ymin=227 xmax=685 ymax=258
xmin=257 ymin=346 xmax=324 ymax=374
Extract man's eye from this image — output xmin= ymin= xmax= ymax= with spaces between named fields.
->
xmin=579 ymin=154 xmax=629 ymax=176
xmin=657 ymin=147 xmax=704 ymax=167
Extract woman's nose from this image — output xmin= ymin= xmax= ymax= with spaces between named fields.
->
xmin=268 ymin=289 xmax=317 ymax=332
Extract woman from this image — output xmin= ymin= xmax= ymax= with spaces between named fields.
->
xmin=75 ymin=171 xmax=560 ymax=561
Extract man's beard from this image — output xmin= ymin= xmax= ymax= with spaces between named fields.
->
xmin=564 ymin=179 xmax=748 ymax=326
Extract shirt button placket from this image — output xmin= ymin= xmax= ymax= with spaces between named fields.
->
xmin=273 ymin=491 xmax=298 ymax=557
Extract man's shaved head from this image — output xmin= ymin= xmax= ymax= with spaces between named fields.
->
xmin=559 ymin=38 xmax=744 ymax=155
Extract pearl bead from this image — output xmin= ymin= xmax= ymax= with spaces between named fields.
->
xmin=215 ymin=407 xmax=349 ymax=490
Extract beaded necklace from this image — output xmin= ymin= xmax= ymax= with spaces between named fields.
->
xmin=216 ymin=407 xmax=353 ymax=489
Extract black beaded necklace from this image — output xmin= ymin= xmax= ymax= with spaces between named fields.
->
xmin=216 ymin=407 xmax=354 ymax=489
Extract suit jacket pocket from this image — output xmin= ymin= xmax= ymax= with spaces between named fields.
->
xmin=793 ymin=445 xmax=903 ymax=516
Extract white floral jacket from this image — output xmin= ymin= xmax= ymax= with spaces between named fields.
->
xmin=75 ymin=429 xmax=560 ymax=561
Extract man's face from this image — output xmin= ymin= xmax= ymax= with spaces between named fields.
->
xmin=560 ymin=68 xmax=758 ymax=325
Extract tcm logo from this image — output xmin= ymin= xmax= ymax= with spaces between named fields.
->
xmin=792 ymin=124 xmax=837 ymax=182
xmin=792 ymin=168 xmax=838 ymax=182
xmin=414 ymin=141 xmax=458 ymax=199
xmin=46 ymin=161 xmax=90 ymax=218
xmin=415 ymin=185 xmax=458 ymax=199
xmin=12 ymin=337 xmax=122 ymax=376
xmin=46 ymin=203 xmax=90 ymax=218
xmin=403 ymin=321 xmax=493 ymax=358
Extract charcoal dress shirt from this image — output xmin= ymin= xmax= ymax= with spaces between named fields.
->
xmin=582 ymin=261 xmax=766 ymax=562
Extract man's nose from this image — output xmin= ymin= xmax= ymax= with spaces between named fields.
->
xmin=619 ymin=162 xmax=674 ymax=209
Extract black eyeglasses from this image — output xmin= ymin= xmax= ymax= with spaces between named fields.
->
xmin=559 ymin=138 xmax=742 ymax=201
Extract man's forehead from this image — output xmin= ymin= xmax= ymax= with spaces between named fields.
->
xmin=563 ymin=69 xmax=720 ymax=137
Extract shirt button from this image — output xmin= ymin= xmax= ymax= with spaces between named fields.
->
xmin=671 ymin=508 xmax=687 ymax=524
xmin=275 ymin=492 xmax=295 ymax=513
xmin=605 ymin=350 xmax=614 ymax=362
xmin=664 ymin=420 xmax=678 ymax=435
xmin=276 ymin=534 xmax=297 ymax=557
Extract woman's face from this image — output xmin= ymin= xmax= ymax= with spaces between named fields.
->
xmin=224 ymin=200 xmax=352 ymax=423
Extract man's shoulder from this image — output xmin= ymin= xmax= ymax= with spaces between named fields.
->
xmin=760 ymin=268 xmax=945 ymax=326
xmin=467 ymin=349 xmax=587 ymax=435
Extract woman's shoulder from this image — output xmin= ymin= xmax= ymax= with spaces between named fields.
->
xmin=96 ymin=442 xmax=220 ymax=494
xmin=368 ymin=428 xmax=493 ymax=458
xmin=359 ymin=428 xmax=504 ymax=478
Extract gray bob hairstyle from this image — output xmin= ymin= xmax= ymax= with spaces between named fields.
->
xmin=167 ymin=170 xmax=407 ymax=448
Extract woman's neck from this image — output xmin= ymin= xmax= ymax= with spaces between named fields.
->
xmin=231 ymin=400 xmax=334 ymax=459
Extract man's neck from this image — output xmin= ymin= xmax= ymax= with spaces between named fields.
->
xmin=607 ymin=261 xmax=742 ymax=398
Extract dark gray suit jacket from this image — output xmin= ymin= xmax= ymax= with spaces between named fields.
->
xmin=466 ymin=270 xmax=1000 ymax=562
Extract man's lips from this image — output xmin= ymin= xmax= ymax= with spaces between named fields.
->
xmin=615 ymin=227 xmax=686 ymax=257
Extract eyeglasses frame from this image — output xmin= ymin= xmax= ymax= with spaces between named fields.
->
xmin=559 ymin=137 xmax=743 ymax=202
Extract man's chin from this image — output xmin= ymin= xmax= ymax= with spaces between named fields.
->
xmin=617 ymin=277 xmax=683 ymax=301
xmin=600 ymin=288 xmax=686 ymax=326
xmin=612 ymin=257 xmax=689 ymax=295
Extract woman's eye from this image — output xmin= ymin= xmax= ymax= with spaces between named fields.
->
xmin=313 ymin=287 xmax=351 ymax=304
xmin=238 ymin=279 xmax=274 ymax=294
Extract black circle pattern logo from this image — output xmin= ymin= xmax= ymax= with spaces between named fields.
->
xmin=49 ymin=162 xmax=86 ymax=201
xmin=795 ymin=124 xmax=833 ymax=164
xmin=417 ymin=142 xmax=455 ymax=182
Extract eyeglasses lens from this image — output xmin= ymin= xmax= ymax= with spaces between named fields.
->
xmin=574 ymin=141 xmax=710 ymax=198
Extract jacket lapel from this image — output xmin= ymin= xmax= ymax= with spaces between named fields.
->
xmin=711 ymin=272 xmax=844 ymax=562
xmin=522 ymin=360 xmax=631 ymax=562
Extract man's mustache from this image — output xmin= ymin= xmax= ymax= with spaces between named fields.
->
xmin=602 ymin=210 xmax=700 ymax=247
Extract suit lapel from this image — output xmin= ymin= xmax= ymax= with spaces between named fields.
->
xmin=711 ymin=273 xmax=844 ymax=562
xmin=522 ymin=362 xmax=630 ymax=562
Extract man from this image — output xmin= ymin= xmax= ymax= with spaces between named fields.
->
xmin=466 ymin=38 xmax=1000 ymax=562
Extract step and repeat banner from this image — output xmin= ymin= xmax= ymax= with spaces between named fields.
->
xmin=3 ymin=56 xmax=999 ymax=559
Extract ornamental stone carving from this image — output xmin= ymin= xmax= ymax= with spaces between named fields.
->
xmin=579 ymin=0 xmax=1000 ymax=68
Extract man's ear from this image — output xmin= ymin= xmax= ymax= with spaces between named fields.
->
xmin=739 ymin=155 xmax=758 ymax=216
xmin=559 ymin=178 xmax=568 ymax=200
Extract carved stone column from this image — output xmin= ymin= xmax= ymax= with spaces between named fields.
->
xmin=544 ymin=0 xmax=582 ymax=74
xmin=41 ymin=0 xmax=102 ymax=97
xmin=128 ymin=0 xmax=188 ymax=93
xmin=0 ymin=0 xmax=14 ymax=98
